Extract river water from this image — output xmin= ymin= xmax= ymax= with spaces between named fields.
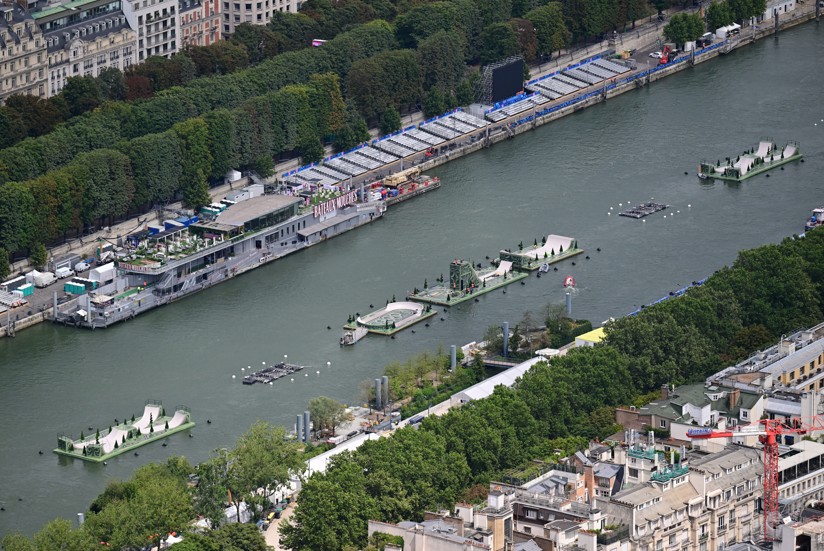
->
xmin=1 ymin=23 xmax=822 ymax=536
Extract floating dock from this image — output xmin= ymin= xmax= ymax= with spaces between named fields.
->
xmin=619 ymin=202 xmax=669 ymax=219
xmin=54 ymin=401 xmax=194 ymax=463
xmin=243 ymin=362 xmax=306 ymax=384
xmin=499 ymin=234 xmax=583 ymax=270
xmin=698 ymin=139 xmax=802 ymax=181
xmin=409 ymin=259 xmax=528 ymax=306
xmin=342 ymin=301 xmax=437 ymax=340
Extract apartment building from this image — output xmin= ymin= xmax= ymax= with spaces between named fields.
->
xmin=602 ymin=445 xmax=764 ymax=551
xmin=710 ymin=321 xmax=824 ymax=393
xmin=122 ymin=0 xmax=178 ymax=61
xmin=0 ymin=2 xmax=48 ymax=104
xmin=220 ymin=0 xmax=300 ymax=36
xmin=34 ymin=0 xmax=136 ymax=96
xmin=178 ymin=0 xmax=218 ymax=47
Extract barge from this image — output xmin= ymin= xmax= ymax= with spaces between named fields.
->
xmin=341 ymin=301 xmax=436 ymax=343
xmin=54 ymin=401 xmax=194 ymax=463
xmin=242 ymin=362 xmax=306 ymax=384
xmin=697 ymin=139 xmax=802 ymax=181
xmin=619 ymin=202 xmax=669 ymax=219
xmin=55 ymin=192 xmax=385 ymax=330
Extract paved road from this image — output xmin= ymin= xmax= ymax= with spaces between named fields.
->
xmin=264 ymin=502 xmax=295 ymax=550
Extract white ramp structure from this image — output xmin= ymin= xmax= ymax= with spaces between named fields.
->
xmin=480 ymin=260 xmax=513 ymax=282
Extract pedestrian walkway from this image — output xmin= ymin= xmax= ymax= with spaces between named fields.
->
xmin=264 ymin=502 xmax=295 ymax=550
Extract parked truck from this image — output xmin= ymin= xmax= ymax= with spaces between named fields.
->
xmin=31 ymin=270 xmax=57 ymax=288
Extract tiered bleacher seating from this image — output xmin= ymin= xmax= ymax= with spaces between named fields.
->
xmin=358 ymin=147 xmax=400 ymax=164
xmin=554 ymin=74 xmax=587 ymax=88
xmin=527 ymin=81 xmax=563 ymax=99
xmin=346 ymin=151 xmax=383 ymax=169
xmin=374 ymin=139 xmax=416 ymax=158
xmin=580 ymin=63 xmax=615 ymax=79
xmin=312 ymin=165 xmax=350 ymax=181
xmin=406 ymin=128 xmax=445 ymax=145
xmin=337 ymin=155 xmax=372 ymax=171
xmin=420 ymin=123 xmax=461 ymax=140
xmin=450 ymin=111 xmax=489 ymax=128
xmin=433 ymin=117 xmax=476 ymax=133
xmin=593 ymin=58 xmax=629 ymax=74
xmin=389 ymin=135 xmax=428 ymax=152
xmin=325 ymin=158 xmax=368 ymax=176
xmin=565 ymin=68 xmax=602 ymax=85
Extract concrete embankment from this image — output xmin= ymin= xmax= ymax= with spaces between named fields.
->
xmin=416 ymin=8 xmax=817 ymax=171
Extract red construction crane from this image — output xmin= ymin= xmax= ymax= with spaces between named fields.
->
xmin=688 ymin=417 xmax=824 ymax=541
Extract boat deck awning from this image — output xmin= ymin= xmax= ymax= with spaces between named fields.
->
xmin=297 ymin=211 xmax=361 ymax=238
xmin=91 ymin=294 xmax=114 ymax=304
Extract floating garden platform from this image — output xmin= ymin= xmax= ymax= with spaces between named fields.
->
xmin=343 ymin=301 xmax=438 ymax=336
xmin=408 ymin=259 xmax=528 ymax=307
xmin=698 ymin=139 xmax=802 ymax=182
xmin=54 ymin=401 xmax=194 ymax=463
xmin=500 ymin=234 xmax=583 ymax=271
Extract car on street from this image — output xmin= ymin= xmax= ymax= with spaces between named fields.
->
xmin=649 ymin=51 xmax=663 ymax=59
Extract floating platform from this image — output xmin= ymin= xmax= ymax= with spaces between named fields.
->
xmin=54 ymin=401 xmax=194 ymax=463
xmin=500 ymin=234 xmax=583 ymax=270
xmin=619 ymin=202 xmax=669 ymax=219
xmin=698 ymin=139 xmax=802 ymax=182
xmin=342 ymin=301 xmax=437 ymax=338
xmin=242 ymin=362 xmax=306 ymax=384
xmin=409 ymin=259 xmax=528 ymax=306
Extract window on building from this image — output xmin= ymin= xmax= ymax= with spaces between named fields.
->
xmin=668 ymin=534 xmax=676 ymax=546
xmin=659 ymin=419 xmax=667 ymax=429
xmin=629 ymin=468 xmax=639 ymax=478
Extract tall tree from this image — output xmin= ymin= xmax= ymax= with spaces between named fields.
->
xmin=230 ymin=23 xmax=285 ymax=64
xmin=0 ymin=247 xmax=10 ymax=280
xmin=60 ymin=76 xmax=103 ymax=117
xmin=417 ymin=31 xmax=467 ymax=92
xmin=172 ymin=118 xmax=214 ymax=210
xmin=663 ymin=12 xmax=706 ymax=46
xmin=228 ymin=421 xmax=304 ymax=522
xmin=96 ymin=67 xmax=127 ymax=101
xmin=309 ymin=396 xmax=348 ymax=435
xmin=477 ymin=22 xmax=520 ymax=65
xmin=525 ymin=3 xmax=572 ymax=57
xmin=706 ymin=0 xmax=735 ymax=29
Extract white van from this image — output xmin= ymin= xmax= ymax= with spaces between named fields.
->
xmin=55 ymin=267 xmax=75 ymax=279
xmin=74 ymin=261 xmax=91 ymax=272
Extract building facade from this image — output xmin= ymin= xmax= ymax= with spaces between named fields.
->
xmin=178 ymin=0 xmax=219 ymax=47
xmin=0 ymin=3 xmax=48 ymax=104
xmin=220 ymin=0 xmax=300 ymax=36
xmin=603 ymin=445 xmax=764 ymax=551
xmin=34 ymin=0 xmax=136 ymax=96
xmin=121 ymin=0 xmax=179 ymax=62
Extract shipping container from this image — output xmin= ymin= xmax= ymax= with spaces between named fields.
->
xmin=0 ymin=275 xmax=26 ymax=293
xmin=18 ymin=284 xmax=34 ymax=297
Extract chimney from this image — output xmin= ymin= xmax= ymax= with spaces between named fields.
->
xmin=661 ymin=383 xmax=670 ymax=400
xmin=728 ymin=389 xmax=740 ymax=412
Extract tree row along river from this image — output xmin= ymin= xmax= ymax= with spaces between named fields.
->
xmin=0 ymin=22 xmax=822 ymax=536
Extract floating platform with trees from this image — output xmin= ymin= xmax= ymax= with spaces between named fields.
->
xmin=499 ymin=234 xmax=583 ymax=270
xmin=408 ymin=258 xmax=528 ymax=306
xmin=698 ymin=139 xmax=802 ymax=181
xmin=341 ymin=301 xmax=437 ymax=341
xmin=54 ymin=401 xmax=194 ymax=463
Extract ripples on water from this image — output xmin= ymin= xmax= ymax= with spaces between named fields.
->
xmin=0 ymin=22 xmax=822 ymax=535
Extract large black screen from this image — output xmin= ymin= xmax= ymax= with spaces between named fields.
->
xmin=491 ymin=60 xmax=524 ymax=103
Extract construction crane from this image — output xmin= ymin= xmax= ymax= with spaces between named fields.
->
xmin=688 ymin=417 xmax=824 ymax=541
